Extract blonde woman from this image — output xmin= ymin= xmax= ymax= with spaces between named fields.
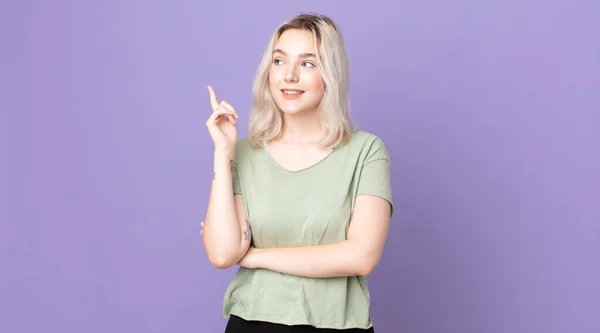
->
xmin=202 ymin=13 xmax=394 ymax=333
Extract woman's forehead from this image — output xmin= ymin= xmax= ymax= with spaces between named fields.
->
xmin=273 ymin=29 xmax=316 ymax=55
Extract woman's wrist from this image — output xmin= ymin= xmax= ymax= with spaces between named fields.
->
xmin=214 ymin=147 xmax=235 ymax=161
xmin=239 ymin=247 xmax=263 ymax=269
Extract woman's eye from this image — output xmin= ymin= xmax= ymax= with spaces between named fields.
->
xmin=303 ymin=61 xmax=315 ymax=68
xmin=273 ymin=59 xmax=284 ymax=65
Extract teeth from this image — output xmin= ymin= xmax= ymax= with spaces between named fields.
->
xmin=283 ymin=90 xmax=303 ymax=95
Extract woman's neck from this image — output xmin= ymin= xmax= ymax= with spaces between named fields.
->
xmin=279 ymin=111 xmax=323 ymax=146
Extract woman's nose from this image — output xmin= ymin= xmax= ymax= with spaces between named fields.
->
xmin=285 ymin=66 xmax=299 ymax=83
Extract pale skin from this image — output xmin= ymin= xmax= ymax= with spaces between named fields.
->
xmin=202 ymin=29 xmax=391 ymax=277
xmin=201 ymin=85 xmax=251 ymax=269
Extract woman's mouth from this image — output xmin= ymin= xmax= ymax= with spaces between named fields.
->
xmin=281 ymin=89 xmax=304 ymax=100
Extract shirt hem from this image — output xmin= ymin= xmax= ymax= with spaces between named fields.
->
xmin=225 ymin=311 xmax=374 ymax=330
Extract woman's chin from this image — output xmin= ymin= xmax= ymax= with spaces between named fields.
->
xmin=276 ymin=101 xmax=318 ymax=116
xmin=279 ymin=107 xmax=315 ymax=116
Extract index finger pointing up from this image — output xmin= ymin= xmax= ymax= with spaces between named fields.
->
xmin=207 ymin=85 xmax=219 ymax=111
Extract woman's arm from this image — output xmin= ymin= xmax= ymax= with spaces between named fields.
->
xmin=239 ymin=194 xmax=390 ymax=278
xmin=202 ymin=149 xmax=251 ymax=269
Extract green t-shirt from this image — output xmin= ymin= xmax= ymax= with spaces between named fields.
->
xmin=223 ymin=130 xmax=394 ymax=329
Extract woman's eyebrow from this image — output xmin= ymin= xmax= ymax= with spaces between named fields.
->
xmin=273 ymin=49 xmax=316 ymax=58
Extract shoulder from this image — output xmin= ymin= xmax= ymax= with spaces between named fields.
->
xmin=345 ymin=130 xmax=391 ymax=161
xmin=234 ymin=138 xmax=262 ymax=161
xmin=235 ymin=138 xmax=255 ymax=153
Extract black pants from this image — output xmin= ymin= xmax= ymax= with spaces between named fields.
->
xmin=224 ymin=315 xmax=375 ymax=333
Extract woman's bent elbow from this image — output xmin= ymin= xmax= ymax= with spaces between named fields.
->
xmin=356 ymin=253 xmax=381 ymax=276
xmin=207 ymin=247 xmax=248 ymax=269
xmin=208 ymin=254 xmax=236 ymax=269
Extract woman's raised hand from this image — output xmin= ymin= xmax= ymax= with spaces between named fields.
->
xmin=206 ymin=85 xmax=239 ymax=151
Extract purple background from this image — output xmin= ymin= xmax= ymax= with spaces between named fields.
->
xmin=2 ymin=1 xmax=599 ymax=332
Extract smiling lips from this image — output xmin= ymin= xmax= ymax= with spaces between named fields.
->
xmin=281 ymin=89 xmax=305 ymax=100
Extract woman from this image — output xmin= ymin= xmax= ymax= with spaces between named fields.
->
xmin=201 ymin=13 xmax=394 ymax=333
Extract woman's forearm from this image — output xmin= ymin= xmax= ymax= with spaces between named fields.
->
xmin=249 ymin=240 xmax=374 ymax=278
xmin=202 ymin=149 xmax=244 ymax=268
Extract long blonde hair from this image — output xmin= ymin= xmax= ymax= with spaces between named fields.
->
xmin=248 ymin=13 xmax=355 ymax=148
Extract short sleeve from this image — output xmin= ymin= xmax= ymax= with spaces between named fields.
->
xmin=231 ymin=139 xmax=251 ymax=195
xmin=356 ymin=137 xmax=394 ymax=216
xmin=231 ymin=158 xmax=242 ymax=194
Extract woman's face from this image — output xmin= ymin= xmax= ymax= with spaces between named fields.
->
xmin=268 ymin=29 xmax=325 ymax=115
